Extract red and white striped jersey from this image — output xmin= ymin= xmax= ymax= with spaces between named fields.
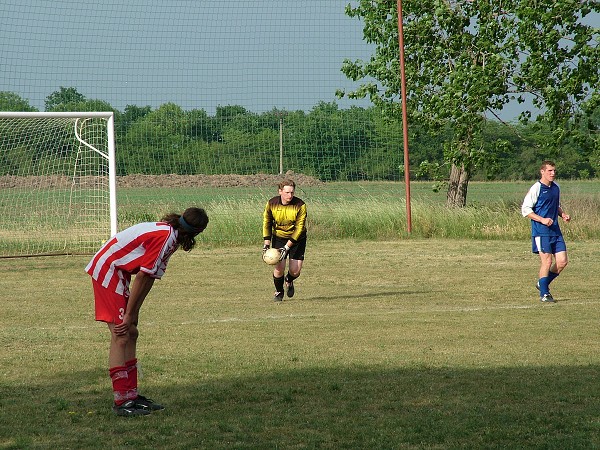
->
xmin=85 ymin=222 xmax=179 ymax=295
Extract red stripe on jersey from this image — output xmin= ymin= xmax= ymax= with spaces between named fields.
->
xmin=85 ymin=222 xmax=179 ymax=294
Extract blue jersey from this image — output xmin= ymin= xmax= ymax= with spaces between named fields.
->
xmin=521 ymin=181 xmax=562 ymax=237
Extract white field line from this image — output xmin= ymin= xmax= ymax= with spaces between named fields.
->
xmin=176 ymin=299 xmax=597 ymax=325
xmin=26 ymin=299 xmax=598 ymax=330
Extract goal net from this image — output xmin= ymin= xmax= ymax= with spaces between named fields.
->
xmin=0 ymin=112 xmax=117 ymax=257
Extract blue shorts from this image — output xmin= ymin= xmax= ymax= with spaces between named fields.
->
xmin=532 ymin=235 xmax=567 ymax=254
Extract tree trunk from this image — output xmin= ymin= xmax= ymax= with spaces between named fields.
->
xmin=446 ymin=163 xmax=470 ymax=208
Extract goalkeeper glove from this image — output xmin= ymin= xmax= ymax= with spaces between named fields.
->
xmin=279 ymin=245 xmax=290 ymax=261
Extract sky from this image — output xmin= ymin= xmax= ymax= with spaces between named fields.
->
xmin=0 ymin=0 xmax=376 ymax=115
xmin=3 ymin=0 xmax=593 ymax=121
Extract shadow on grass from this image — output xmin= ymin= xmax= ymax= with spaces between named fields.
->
xmin=1 ymin=365 xmax=599 ymax=449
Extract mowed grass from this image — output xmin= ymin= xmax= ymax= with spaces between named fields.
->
xmin=1 ymin=239 xmax=599 ymax=449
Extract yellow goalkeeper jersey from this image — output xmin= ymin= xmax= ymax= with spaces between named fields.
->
xmin=262 ymin=196 xmax=307 ymax=243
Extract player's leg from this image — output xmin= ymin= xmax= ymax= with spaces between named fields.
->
xmin=546 ymin=236 xmax=567 ymax=289
xmin=285 ymin=239 xmax=306 ymax=298
xmin=547 ymin=250 xmax=568 ymax=286
xmin=549 ymin=236 xmax=568 ymax=280
xmin=129 ymin=338 xmax=165 ymax=412
xmin=272 ymin=259 xmax=286 ymax=302
xmin=537 ymin=251 xmax=553 ymax=279
xmin=106 ymin=323 xmax=149 ymax=415
xmin=533 ymin=236 xmax=554 ymax=299
xmin=123 ymin=325 xmax=139 ymax=404
xmin=273 ymin=259 xmax=286 ymax=302
xmin=270 ymin=237 xmax=287 ymax=301
xmin=111 ymin=319 xmax=164 ymax=412
xmin=537 ymin=252 xmax=553 ymax=292
xmin=553 ymin=250 xmax=568 ymax=273
xmin=287 ymin=259 xmax=303 ymax=278
xmin=285 ymin=259 xmax=302 ymax=298
xmin=108 ymin=322 xmax=129 ymax=368
xmin=107 ymin=320 xmax=137 ymax=366
xmin=93 ymin=279 xmax=131 ymax=371
xmin=108 ymin=324 xmax=143 ymax=399
xmin=93 ymin=279 xmax=149 ymax=416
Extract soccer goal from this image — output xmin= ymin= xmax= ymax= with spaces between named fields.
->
xmin=0 ymin=112 xmax=117 ymax=257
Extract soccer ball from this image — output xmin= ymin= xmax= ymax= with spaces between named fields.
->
xmin=262 ymin=248 xmax=280 ymax=265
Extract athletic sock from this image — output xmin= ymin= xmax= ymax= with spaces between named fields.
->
xmin=125 ymin=358 xmax=138 ymax=399
xmin=547 ymin=271 xmax=559 ymax=285
xmin=109 ymin=365 xmax=130 ymax=406
xmin=538 ymin=276 xmax=550 ymax=296
xmin=285 ymin=272 xmax=298 ymax=283
xmin=273 ymin=275 xmax=285 ymax=293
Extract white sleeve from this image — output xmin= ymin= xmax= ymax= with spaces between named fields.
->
xmin=521 ymin=183 xmax=540 ymax=217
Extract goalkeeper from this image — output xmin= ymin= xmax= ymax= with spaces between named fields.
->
xmin=262 ymin=179 xmax=307 ymax=302
xmin=86 ymin=207 xmax=209 ymax=416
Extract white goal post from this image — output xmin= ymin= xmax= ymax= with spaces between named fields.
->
xmin=0 ymin=112 xmax=117 ymax=257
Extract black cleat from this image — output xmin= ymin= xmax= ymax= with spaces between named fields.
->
xmin=135 ymin=395 xmax=165 ymax=411
xmin=540 ymin=293 xmax=556 ymax=303
xmin=113 ymin=399 xmax=151 ymax=417
xmin=273 ymin=291 xmax=284 ymax=302
xmin=285 ymin=281 xmax=295 ymax=298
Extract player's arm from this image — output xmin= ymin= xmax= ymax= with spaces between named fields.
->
xmin=558 ymin=206 xmax=571 ymax=222
xmin=521 ymin=184 xmax=553 ymax=225
xmin=262 ymin=202 xmax=273 ymax=247
xmin=521 ymin=184 xmax=538 ymax=217
xmin=526 ymin=211 xmax=553 ymax=227
xmin=289 ymin=203 xmax=307 ymax=243
xmin=114 ymin=271 xmax=155 ymax=335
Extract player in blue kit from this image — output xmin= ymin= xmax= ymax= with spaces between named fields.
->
xmin=521 ymin=160 xmax=571 ymax=303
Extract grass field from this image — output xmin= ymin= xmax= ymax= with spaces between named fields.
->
xmin=1 ymin=238 xmax=599 ymax=449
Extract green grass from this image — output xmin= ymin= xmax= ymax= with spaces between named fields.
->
xmin=1 ymin=239 xmax=599 ymax=449
xmin=3 ymin=180 xmax=600 ymax=256
xmin=117 ymin=180 xmax=600 ymax=242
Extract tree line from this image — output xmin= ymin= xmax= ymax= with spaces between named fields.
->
xmin=1 ymin=88 xmax=599 ymax=182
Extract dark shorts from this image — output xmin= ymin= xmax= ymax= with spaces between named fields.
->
xmin=532 ymin=235 xmax=567 ymax=254
xmin=272 ymin=235 xmax=306 ymax=261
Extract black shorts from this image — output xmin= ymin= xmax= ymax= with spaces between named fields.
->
xmin=271 ymin=235 xmax=306 ymax=261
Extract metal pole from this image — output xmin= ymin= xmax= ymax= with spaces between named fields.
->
xmin=279 ymin=117 xmax=284 ymax=175
xmin=106 ymin=113 xmax=118 ymax=236
xmin=397 ymin=0 xmax=412 ymax=233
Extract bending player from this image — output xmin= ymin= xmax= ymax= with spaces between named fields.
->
xmin=86 ymin=207 xmax=209 ymax=416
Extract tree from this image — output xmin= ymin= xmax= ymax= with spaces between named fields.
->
xmin=119 ymin=104 xmax=152 ymax=134
xmin=0 ymin=91 xmax=37 ymax=111
xmin=339 ymin=0 xmax=599 ymax=206
xmin=45 ymin=86 xmax=86 ymax=111
xmin=49 ymin=98 xmax=116 ymax=113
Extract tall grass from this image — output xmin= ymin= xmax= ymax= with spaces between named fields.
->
xmin=117 ymin=181 xmax=600 ymax=245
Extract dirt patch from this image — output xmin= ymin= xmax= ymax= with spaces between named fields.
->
xmin=0 ymin=171 xmax=323 ymax=189
xmin=117 ymin=171 xmax=323 ymax=188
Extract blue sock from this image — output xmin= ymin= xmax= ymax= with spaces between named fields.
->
xmin=538 ymin=277 xmax=550 ymax=296
xmin=547 ymin=271 xmax=559 ymax=285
